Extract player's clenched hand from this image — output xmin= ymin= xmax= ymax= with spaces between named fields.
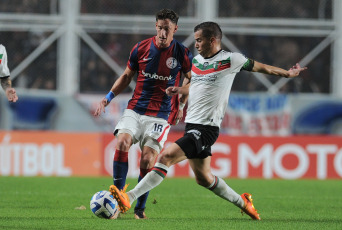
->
xmin=6 ymin=88 xmax=18 ymax=102
xmin=166 ymin=86 xmax=179 ymax=96
xmin=287 ymin=63 xmax=307 ymax=78
xmin=94 ymin=98 xmax=109 ymax=116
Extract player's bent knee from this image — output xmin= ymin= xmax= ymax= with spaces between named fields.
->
xmin=116 ymin=137 xmax=132 ymax=151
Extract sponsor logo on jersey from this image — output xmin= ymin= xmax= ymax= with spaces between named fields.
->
xmin=142 ymin=70 xmax=172 ymax=81
xmin=142 ymin=57 xmax=152 ymax=62
xmin=166 ymin=57 xmax=177 ymax=69
xmin=191 ymin=74 xmax=218 ymax=83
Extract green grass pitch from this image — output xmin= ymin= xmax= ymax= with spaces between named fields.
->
xmin=1 ymin=177 xmax=341 ymax=230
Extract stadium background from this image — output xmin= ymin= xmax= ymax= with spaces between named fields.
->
xmin=0 ymin=0 xmax=342 ymax=179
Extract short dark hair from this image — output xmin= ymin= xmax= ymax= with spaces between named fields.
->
xmin=156 ymin=9 xmax=179 ymax=25
xmin=194 ymin=21 xmax=222 ymax=40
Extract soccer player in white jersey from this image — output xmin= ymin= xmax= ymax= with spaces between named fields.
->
xmin=0 ymin=44 xmax=18 ymax=102
xmin=109 ymin=21 xmax=307 ymax=220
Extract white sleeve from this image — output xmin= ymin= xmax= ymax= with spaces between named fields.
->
xmin=0 ymin=45 xmax=11 ymax=78
xmin=230 ymin=52 xmax=248 ymax=74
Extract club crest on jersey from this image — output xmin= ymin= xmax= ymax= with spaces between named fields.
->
xmin=203 ymin=62 xmax=209 ymax=69
xmin=166 ymin=57 xmax=177 ymax=69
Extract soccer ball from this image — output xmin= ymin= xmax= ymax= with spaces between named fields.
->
xmin=90 ymin=190 xmax=119 ymax=219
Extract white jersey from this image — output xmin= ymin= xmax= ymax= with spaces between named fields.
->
xmin=185 ymin=50 xmax=249 ymax=127
xmin=0 ymin=44 xmax=10 ymax=78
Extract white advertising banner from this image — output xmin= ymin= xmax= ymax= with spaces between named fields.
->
xmin=222 ymin=93 xmax=291 ymax=135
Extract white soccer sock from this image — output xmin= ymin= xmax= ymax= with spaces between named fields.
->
xmin=127 ymin=163 xmax=168 ymax=205
xmin=207 ymin=176 xmax=245 ymax=208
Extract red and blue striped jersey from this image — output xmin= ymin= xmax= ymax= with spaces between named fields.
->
xmin=126 ymin=36 xmax=193 ymax=123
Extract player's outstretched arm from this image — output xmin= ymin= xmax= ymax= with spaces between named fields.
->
xmin=252 ymin=61 xmax=307 ymax=78
xmin=94 ymin=67 xmax=135 ymax=116
xmin=1 ymin=77 xmax=18 ymax=102
xmin=287 ymin=63 xmax=307 ymax=78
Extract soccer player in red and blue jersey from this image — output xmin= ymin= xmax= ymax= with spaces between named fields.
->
xmin=94 ymin=9 xmax=192 ymax=219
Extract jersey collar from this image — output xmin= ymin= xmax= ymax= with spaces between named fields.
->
xmin=204 ymin=49 xmax=223 ymax=59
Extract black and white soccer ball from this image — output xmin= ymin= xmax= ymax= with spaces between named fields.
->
xmin=90 ymin=190 xmax=119 ymax=219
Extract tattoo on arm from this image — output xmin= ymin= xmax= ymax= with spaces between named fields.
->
xmin=0 ymin=77 xmax=11 ymax=90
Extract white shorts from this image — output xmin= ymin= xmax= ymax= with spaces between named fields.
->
xmin=114 ymin=109 xmax=171 ymax=153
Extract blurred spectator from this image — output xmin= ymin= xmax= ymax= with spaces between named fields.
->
xmin=226 ymin=35 xmax=330 ymax=93
xmin=80 ymin=0 xmax=195 ymax=16
xmin=0 ymin=31 xmax=57 ymax=90
xmin=0 ymin=0 xmax=58 ymax=14
xmin=0 ymin=0 xmax=333 ymax=94
xmin=219 ymin=0 xmax=331 ymax=18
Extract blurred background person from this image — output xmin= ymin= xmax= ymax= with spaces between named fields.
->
xmin=0 ymin=44 xmax=18 ymax=102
